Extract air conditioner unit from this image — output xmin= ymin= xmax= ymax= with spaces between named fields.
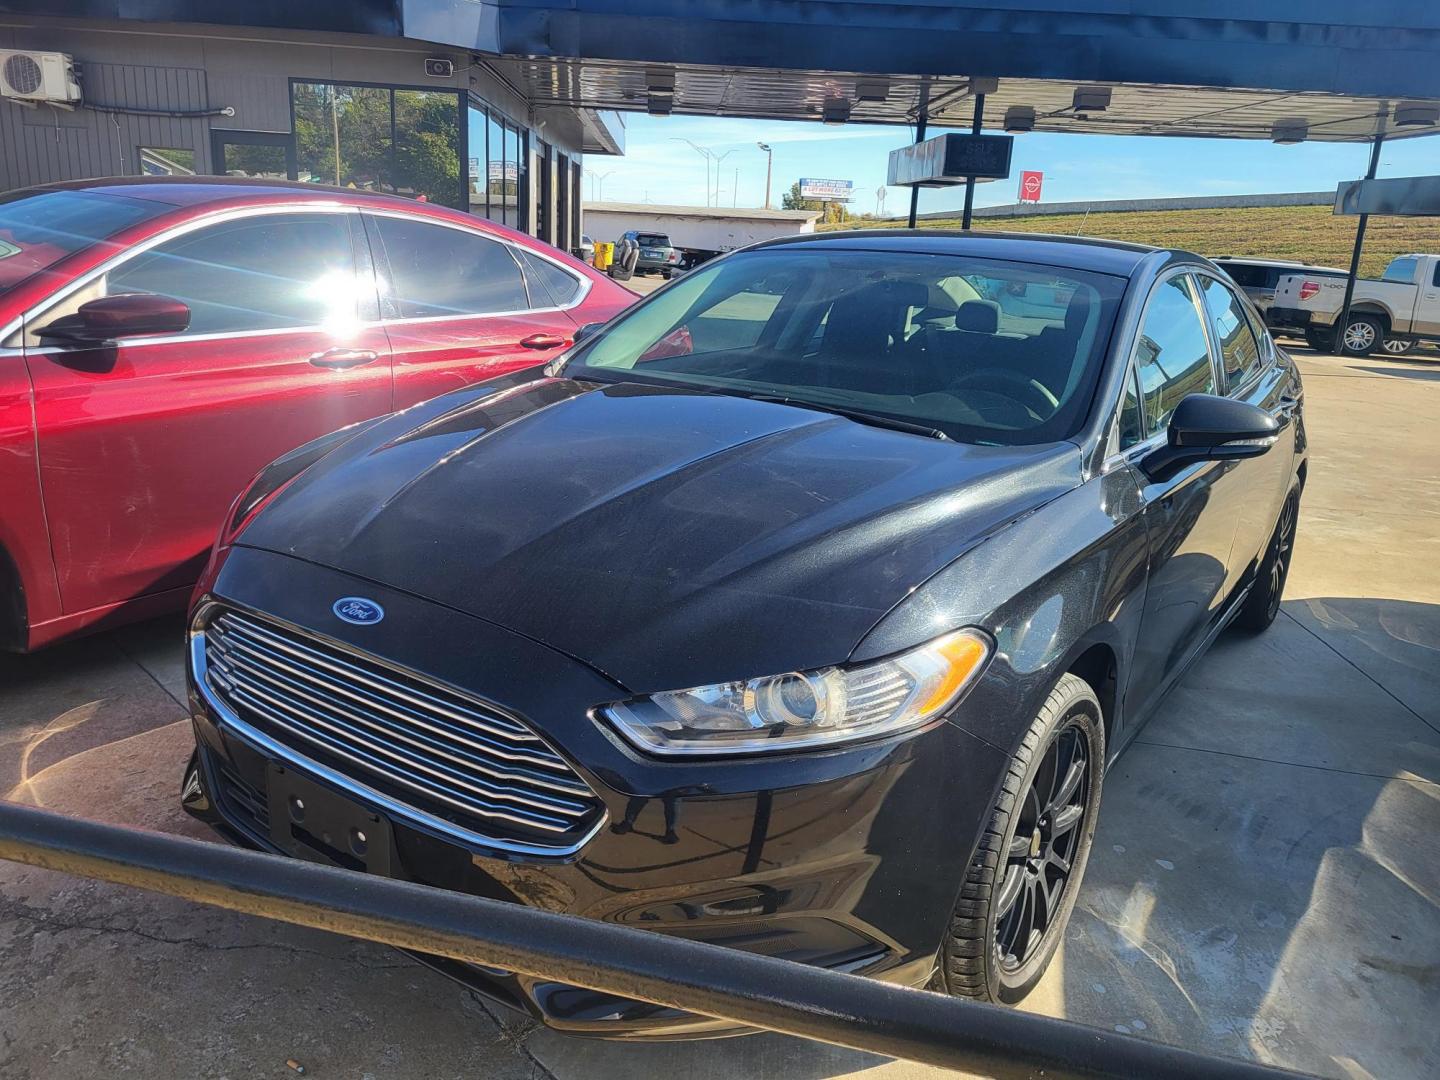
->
xmin=0 ymin=51 xmax=82 ymax=108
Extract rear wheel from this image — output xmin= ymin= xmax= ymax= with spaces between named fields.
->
xmin=933 ymin=673 xmax=1104 ymax=1004
xmin=1340 ymin=314 xmax=1383 ymax=356
xmin=1382 ymin=337 xmax=1415 ymax=356
xmin=1303 ymin=327 xmax=1334 ymax=352
xmin=1235 ymin=489 xmax=1299 ymax=633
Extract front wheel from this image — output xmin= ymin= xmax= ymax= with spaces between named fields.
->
xmin=934 ymin=673 xmax=1105 ymax=1004
xmin=1234 ymin=489 xmax=1299 ymax=634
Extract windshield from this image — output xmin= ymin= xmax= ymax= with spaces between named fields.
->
xmin=562 ymin=248 xmax=1126 ymax=445
xmin=636 ymin=234 xmax=671 ymax=247
xmin=0 ymin=189 xmax=169 ymax=297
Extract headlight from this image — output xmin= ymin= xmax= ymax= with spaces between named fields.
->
xmin=602 ymin=629 xmax=991 ymax=756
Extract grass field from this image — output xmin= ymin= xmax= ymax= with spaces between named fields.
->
xmin=820 ymin=205 xmax=1440 ymax=278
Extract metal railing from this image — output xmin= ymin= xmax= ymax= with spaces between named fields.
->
xmin=0 ymin=800 xmax=1306 ymax=1080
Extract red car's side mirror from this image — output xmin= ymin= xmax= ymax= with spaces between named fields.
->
xmin=37 ymin=293 xmax=191 ymax=345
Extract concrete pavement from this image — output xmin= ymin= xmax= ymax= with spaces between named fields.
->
xmin=0 ymin=347 xmax=1436 ymax=1078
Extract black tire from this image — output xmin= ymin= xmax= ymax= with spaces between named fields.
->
xmin=1339 ymin=314 xmax=1383 ymax=356
xmin=1234 ymin=488 xmax=1299 ymax=633
xmin=933 ymin=673 xmax=1105 ymax=1004
xmin=1303 ymin=327 xmax=1334 ymax=353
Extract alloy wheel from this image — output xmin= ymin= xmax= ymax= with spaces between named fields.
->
xmin=1382 ymin=338 xmax=1412 ymax=356
xmin=1343 ymin=320 xmax=1376 ymax=352
xmin=1267 ymin=495 xmax=1297 ymax=620
xmin=993 ymin=723 xmax=1091 ymax=972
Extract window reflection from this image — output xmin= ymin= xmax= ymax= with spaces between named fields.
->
xmin=292 ymin=82 xmax=463 ymax=210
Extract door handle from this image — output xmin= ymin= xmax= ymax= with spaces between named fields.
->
xmin=309 ymin=347 xmax=379 ymax=369
xmin=519 ymin=333 xmax=567 ymax=350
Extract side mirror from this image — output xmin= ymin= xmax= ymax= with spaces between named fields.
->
xmin=573 ymin=322 xmax=604 ymax=344
xmin=37 ymin=293 xmax=191 ymax=345
xmin=1141 ymin=393 xmax=1279 ymax=482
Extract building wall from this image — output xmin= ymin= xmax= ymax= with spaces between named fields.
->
xmin=0 ymin=17 xmax=585 ymax=243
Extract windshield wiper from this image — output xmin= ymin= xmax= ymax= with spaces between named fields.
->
xmin=745 ymin=394 xmax=950 ymax=440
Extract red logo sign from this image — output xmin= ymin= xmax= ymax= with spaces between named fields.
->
xmin=1019 ymin=171 xmax=1044 ymax=203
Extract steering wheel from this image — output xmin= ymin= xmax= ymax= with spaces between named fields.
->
xmin=950 ymin=367 xmax=1059 ymax=419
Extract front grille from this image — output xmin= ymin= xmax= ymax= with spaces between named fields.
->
xmin=200 ymin=608 xmax=604 ymax=852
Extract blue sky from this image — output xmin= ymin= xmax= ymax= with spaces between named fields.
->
xmin=585 ymin=114 xmax=1440 ymax=213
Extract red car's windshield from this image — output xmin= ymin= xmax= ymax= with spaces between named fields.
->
xmin=0 ymin=189 xmax=170 ymax=297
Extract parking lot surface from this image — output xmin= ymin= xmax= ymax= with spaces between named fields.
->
xmin=0 ymin=346 xmax=1436 ymax=1079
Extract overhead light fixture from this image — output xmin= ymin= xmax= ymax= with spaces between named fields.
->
xmin=647 ymin=94 xmax=673 ymax=116
xmin=968 ymin=77 xmax=1000 ymax=97
xmin=1004 ymin=106 xmax=1036 ymax=133
xmin=1071 ymin=87 xmax=1112 ymax=113
xmin=1394 ymin=101 xmax=1440 ymax=127
xmin=856 ymin=78 xmax=890 ymax=103
xmin=822 ymin=98 xmax=850 ymax=125
xmin=645 ymin=67 xmax=675 ymax=94
xmin=1271 ymin=119 xmax=1308 ymax=144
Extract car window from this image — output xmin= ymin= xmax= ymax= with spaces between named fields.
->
xmin=103 ymin=213 xmax=359 ymax=335
xmin=1135 ymin=275 xmax=1216 ymax=439
xmin=1117 ymin=365 xmax=1144 ymax=451
xmin=564 ymin=249 xmax=1127 ymax=447
xmin=0 ymin=188 xmax=168 ymax=298
xmin=518 ymin=249 xmax=581 ymax=308
xmin=636 ymin=234 xmax=670 ymax=247
xmin=371 ymin=215 xmax=528 ymax=319
xmin=1198 ymin=275 xmax=1263 ymax=391
xmin=1382 ymin=257 xmax=1418 ymax=284
xmin=1216 ymin=262 xmax=1266 ymax=289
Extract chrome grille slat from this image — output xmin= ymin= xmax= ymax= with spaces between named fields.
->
xmin=216 ymin=664 xmax=592 ymax=819
xmin=224 ymin=685 xmax=576 ymax=834
xmin=200 ymin=608 xmax=604 ymax=849
xmin=212 ymin=631 xmax=591 ymax=794
xmin=216 ymin=613 xmax=539 ymax=743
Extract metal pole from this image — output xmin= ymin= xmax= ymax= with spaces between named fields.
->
xmin=906 ymin=78 xmax=931 ymax=228
xmin=962 ymin=93 xmax=986 ymax=230
xmin=907 ymin=112 xmax=927 ymax=228
xmin=764 ymin=149 xmax=772 ymax=208
xmin=1333 ymin=131 xmax=1385 ymax=356
xmin=0 ymin=802 xmax=1304 ymax=1080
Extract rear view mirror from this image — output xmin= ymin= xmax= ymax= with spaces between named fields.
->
xmin=1141 ymin=394 xmax=1279 ymax=482
xmin=38 ymin=293 xmax=191 ymax=345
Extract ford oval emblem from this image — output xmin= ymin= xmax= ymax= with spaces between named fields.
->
xmin=333 ymin=597 xmax=384 ymax=625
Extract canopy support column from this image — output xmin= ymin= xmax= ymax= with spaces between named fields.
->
xmin=962 ymin=93 xmax=986 ymax=230
xmin=1333 ymin=132 xmax=1386 ymax=356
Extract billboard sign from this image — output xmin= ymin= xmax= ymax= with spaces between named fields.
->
xmin=1019 ymin=170 xmax=1044 ymax=203
xmin=799 ymin=178 xmax=854 ymax=202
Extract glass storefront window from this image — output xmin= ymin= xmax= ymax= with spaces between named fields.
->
xmin=292 ymin=81 xmax=463 ymax=210
xmin=466 ymin=98 xmax=528 ymax=231
xmin=394 ymin=89 xmax=462 ymax=207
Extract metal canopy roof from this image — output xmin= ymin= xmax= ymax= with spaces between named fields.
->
xmin=489 ymin=57 xmax=1435 ymax=144
xmin=405 ymin=1 xmax=1440 ymax=145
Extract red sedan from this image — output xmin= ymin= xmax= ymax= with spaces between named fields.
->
xmin=0 ymin=178 xmax=636 ymax=651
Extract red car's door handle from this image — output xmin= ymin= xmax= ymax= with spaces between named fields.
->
xmin=309 ymin=348 xmax=380 ymax=369
xmin=519 ymin=333 xmax=567 ymax=350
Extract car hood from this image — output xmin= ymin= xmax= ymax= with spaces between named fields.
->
xmin=238 ymin=376 xmax=1082 ymax=693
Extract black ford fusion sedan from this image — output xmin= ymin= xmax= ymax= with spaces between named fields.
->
xmin=182 ymin=231 xmax=1304 ymax=1036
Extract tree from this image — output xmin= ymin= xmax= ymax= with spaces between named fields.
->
xmin=781 ymin=181 xmax=849 ymax=224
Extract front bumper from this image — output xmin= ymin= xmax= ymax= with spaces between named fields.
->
xmin=182 ymin=546 xmax=1008 ymax=1038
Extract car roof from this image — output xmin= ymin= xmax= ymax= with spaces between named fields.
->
xmin=751 ymin=229 xmax=1162 ymax=277
xmin=1211 ymin=256 xmax=1348 ymax=272
xmin=19 ymin=175 xmax=442 ymax=213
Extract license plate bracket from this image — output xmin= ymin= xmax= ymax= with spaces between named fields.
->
xmin=266 ymin=763 xmax=393 ymax=875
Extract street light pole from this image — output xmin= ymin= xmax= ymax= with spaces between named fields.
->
xmin=757 ymin=142 xmax=773 ymax=208
xmin=711 ymin=148 xmax=737 ymax=207
xmin=672 ymin=138 xmax=716 ymax=206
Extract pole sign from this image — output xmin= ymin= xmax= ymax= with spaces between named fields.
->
xmin=887 ymin=133 xmax=1014 ymax=187
xmin=799 ymin=178 xmax=854 ymax=202
xmin=1019 ymin=170 xmax=1044 ymax=203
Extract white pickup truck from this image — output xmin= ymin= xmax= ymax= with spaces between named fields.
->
xmin=1267 ymin=253 xmax=1440 ymax=355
